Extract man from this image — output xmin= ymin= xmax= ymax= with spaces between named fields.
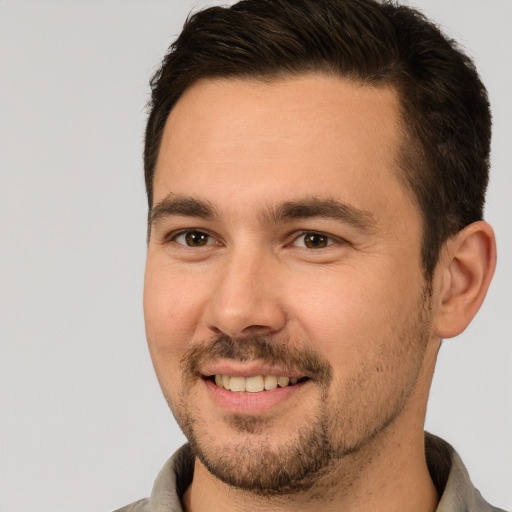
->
xmin=116 ymin=0 xmax=504 ymax=510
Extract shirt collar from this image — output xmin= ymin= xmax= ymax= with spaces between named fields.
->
xmin=148 ymin=433 xmax=504 ymax=512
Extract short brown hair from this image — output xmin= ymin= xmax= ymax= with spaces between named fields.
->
xmin=144 ymin=0 xmax=491 ymax=278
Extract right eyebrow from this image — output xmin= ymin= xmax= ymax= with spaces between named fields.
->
xmin=150 ymin=194 xmax=219 ymax=226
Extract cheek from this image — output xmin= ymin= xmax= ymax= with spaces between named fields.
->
xmin=143 ymin=262 xmax=204 ymax=368
xmin=287 ymin=266 xmax=423 ymax=363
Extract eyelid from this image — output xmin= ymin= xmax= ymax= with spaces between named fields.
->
xmin=288 ymin=230 xmax=347 ymax=248
xmin=164 ymin=228 xmax=220 ymax=247
xmin=160 ymin=227 xmax=348 ymax=249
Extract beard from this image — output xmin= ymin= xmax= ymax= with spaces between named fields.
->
xmin=174 ymin=335 xmax=335 ymax=495
xmin=165 ymin=288 xmax=433 ymax=497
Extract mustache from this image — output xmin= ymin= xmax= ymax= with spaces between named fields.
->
xmin=181 ymin=335 xmax=332 ymax=385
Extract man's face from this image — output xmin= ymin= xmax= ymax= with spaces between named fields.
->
xmin=144 ymin=75 xmax=436 ymax=492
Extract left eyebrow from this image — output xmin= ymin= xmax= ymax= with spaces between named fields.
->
xmin=259 ymin=198 xmax=377 ymax=233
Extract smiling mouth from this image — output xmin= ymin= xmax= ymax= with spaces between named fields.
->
xmin=206 ymin=374 xmax=309 ymax=393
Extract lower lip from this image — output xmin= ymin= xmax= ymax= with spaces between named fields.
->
xmin=203 ymin=378 xmax=309 ymax=414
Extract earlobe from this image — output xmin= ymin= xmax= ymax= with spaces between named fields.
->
xmin=433 ymin=221 xmax=496 ymax=339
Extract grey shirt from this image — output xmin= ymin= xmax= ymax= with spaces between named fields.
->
xmin=114 ymin=433 xmax=507 ymax=512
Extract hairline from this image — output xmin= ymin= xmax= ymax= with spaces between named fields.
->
xmin=147 ymin=70 xmax=435 ymax=278
xmin=148 ymin=69 xmax=420 ymax=209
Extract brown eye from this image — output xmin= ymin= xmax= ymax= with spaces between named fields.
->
xmin=175 ymin=231 xmax=212 ymax=247
xmin=302 ymin=233 xmax=329 ymax=249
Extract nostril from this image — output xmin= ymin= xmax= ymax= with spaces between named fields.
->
xmin=205 ymin=288 xmax=287 ymax=340
xmin=241 ymin=324 xmax=271 ymax=334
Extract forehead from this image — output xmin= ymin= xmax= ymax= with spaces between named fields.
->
xmin=154 ymin=75 xmax=416 ymax=225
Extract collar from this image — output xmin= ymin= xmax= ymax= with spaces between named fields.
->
xmin=146 ymin=433 xmax=504 ymax=512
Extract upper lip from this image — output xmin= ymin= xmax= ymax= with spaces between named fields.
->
xmin=200 ymin=361 xmax=306 ymax=379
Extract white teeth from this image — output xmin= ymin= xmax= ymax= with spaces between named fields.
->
xmin=277 ymin=376 xmax=290 ymax=388
xmin=245 ymin=375 xmax=265 ymax=393
xmin=264 ymin=375 xmax=278 ymax=390
xmin=229 ymin=376 xmax=245 ymax=392
xmin=213 ymin=374 xmax=302 ymax=392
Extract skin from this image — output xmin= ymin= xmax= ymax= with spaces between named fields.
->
xmin=143 ymin=75 xmax=496 ymax=512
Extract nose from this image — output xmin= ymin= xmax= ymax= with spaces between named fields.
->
xmin=203 ymin=249 xmax=287 ymax=339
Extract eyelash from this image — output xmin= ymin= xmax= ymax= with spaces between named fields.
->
xmin=168 ymin=229 xmax=219 ymax=248
xmin=291 ymin=231 xmax=339 ymax=249
xmin=166 ymin=229 xmax=344 ymax=250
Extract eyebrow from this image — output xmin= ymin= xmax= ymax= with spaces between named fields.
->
xmin=260 ymin=198 xmax=377 ymax=233
xmin=150 ymin=194 xmax=377 ymax=233
xmin=150 ymin=194 xmax=219 ymax=225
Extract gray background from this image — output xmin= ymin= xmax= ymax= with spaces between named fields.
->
xmin=0 ymin=1 xmax=510 ymax=511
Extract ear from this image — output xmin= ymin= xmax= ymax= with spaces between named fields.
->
xmin=433 ymin=221 xmax=496 ymax=339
